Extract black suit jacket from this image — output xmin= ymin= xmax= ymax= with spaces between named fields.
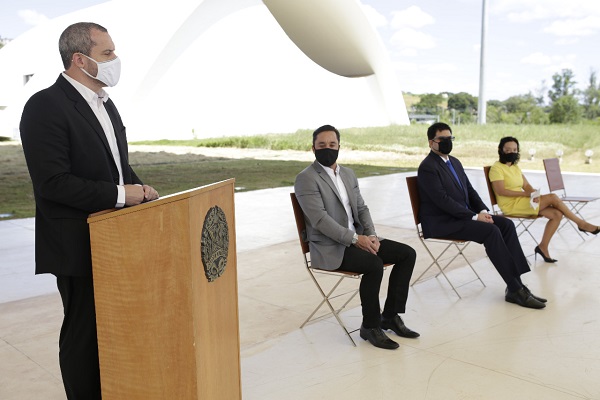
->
xmin=417 ymin=151 xmax=489 ymax=238
xmin=20 ymin=74 xmax=142 ymax=276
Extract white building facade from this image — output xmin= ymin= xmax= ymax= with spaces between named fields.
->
xmin=0 ymin=0 xmax=408 ymax=141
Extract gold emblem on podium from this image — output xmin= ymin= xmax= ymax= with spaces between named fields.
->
xmin=201 ymin=206 xmax=229 ymax=282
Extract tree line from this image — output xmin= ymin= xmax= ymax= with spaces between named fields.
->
xmin=412 ymin=69 xmax=600 ymax=124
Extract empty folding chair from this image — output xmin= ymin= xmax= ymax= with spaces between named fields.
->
xmin=543 ymin=157 xmax=599 ymax=239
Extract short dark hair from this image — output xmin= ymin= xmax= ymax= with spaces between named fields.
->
xmin=58 ymin=22 xmax=108 ymax=69
xmin=498 ymin=136 xmax=520 ymax=159
xmin=427 ymin=122 xmax=452 ymax=140
xmin=312 ymin=124 xmax=340 ymax=146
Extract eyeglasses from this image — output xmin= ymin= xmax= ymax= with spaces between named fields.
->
xmin=433 ymin=136 xmax=455 ymax=142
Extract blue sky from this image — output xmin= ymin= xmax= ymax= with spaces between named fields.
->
xmin=1 ymin=0 xmax=599 ymax=102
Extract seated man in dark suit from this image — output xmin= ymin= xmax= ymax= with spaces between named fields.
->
xmin=417 ymin=122 xmax=546 ymax=309
xmin=294 ymin=124 xmax=419 ymax=350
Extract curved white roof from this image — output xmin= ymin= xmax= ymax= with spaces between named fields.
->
xmin=0 ymin=0 xmax=408 ymax=141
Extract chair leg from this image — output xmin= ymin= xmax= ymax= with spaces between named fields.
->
xmin=300 ymin=274 xmax=343 ymax=328
xmin=513 ymin=219 xmax=540 ymax=246
xmin=426 ymin=243 xmax=462 ymax=299
xmin=300 ymin=269 xmax=358 ymax=346
xmin=557 ymin=201 xmax=587 ymax=241
xmin=453 ymin=243 xmax=486 ymax=290
xmin=433 ymin=242 xmax=486 ymax=296
xmin=412 ymin=240 xmax=485 ymax=299
xmin=558 ymin=218 xmax=586 ymax=241
xmin=411 ymin=247 xmax=461 ymax=298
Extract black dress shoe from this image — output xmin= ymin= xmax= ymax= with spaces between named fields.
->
xmin=521 ymin=285 xmax=547 ymax=303
xmin=505 ymin=287 xmax=546 ymax=309
xmin=505 ymin=286 xmax=547 ymax=303
xmin=381 ymin=315 xmax=420 ymax=338
xmin=359 ymin=325 xmax=399 ymax=350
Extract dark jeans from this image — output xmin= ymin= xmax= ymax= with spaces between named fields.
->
xmin=339 ymin=239 xmax=416 ymax=328
xmin=56 ymin=275 xmax=102 ymax=400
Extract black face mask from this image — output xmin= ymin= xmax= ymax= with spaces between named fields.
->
xmin=500 ymin=152 xmax=520 ymax=164
xmin=315 ymin=148 xmax=339 ymax=167
xmin=437 ymin=139 xmax=453 ymax=155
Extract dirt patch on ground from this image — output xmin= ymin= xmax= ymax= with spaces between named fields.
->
xmin=129 ymin=144 xmax=420 ymax=166
xmin=3 ymin=140 xmax=420 ymax=167
xmin=130 ymin=145 xmax=313 ymax=162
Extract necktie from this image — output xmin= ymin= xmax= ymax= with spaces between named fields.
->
xmin=446 ymin=160 xmax=463 ymax=189
xmin=446 ymin=160 xmax=470 ymax=209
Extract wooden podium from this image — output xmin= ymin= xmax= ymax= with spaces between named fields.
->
xmin=88 ymin=179 xmax=240 ymax=399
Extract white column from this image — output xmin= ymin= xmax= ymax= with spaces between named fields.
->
xmin=477 ymin=0 xmax=488 ymax=125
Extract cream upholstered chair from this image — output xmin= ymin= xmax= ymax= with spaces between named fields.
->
xmin=405 ymin=176 xmax=485 ymax=299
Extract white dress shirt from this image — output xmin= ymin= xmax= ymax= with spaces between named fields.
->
xmin=319 ymin=162 xmax=356 ymax=233
xmin=62 ymin=73 xmax=126 ymax=207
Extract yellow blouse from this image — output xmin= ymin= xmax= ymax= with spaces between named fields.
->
xmin=489 ymin=161 xmax=538 ymax=216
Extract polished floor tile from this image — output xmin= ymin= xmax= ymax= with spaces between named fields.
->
xmin=1 ymin=169 xmax=599 ymax=399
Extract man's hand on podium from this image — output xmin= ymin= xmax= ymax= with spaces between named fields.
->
xmin=142 ymin=185 xmax=159 ymax=202
xmin=124 ymin=184 xmax=159 ymax=206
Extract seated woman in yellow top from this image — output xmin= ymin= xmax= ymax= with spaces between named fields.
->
xmin=489 ymin=136 xmax=599 ymax=263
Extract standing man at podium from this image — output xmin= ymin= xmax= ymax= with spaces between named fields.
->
xmin=20 ymin=22 xmax=159 ymax=399
xmin=294 ymin=125 xmax=419 ymax=350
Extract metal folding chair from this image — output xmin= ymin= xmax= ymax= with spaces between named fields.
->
xmin=483 ymin=166 xmax=542 ymax=246
xmin=543 ymin=158 xmax=599 ymax=240
xmin=405 ymin=176 xmax=485 ymax=299
xmin=290 ymin=193 xmax=365 ymax=346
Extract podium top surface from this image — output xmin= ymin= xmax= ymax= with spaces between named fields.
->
xmin=87 ymin=178 xmax=234 ymax=224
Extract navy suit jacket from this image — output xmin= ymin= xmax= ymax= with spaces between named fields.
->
xmin=417 ymin=151 xmax=489 ymax=238
xmin=20 ymin=74 xmax=142 ymax=276
xmin=294 ymin=161 xmax=376 ymax=270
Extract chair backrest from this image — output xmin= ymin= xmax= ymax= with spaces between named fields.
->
xmin=543 ymin=158 xmax=566 ymax=194
xmin=290 ymin=193 xmax=310 ymax=255
xmin=482 ymin=166 xmax=499 ymax=208
xmin=405 ymin=176 xmax=421 ymax=226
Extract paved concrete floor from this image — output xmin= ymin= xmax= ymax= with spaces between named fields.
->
xmin=1 ymin=168 xmax=599 ymax=399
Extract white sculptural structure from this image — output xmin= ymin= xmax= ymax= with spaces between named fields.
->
xmin=0 ymin=0 xmax=408 ymax=141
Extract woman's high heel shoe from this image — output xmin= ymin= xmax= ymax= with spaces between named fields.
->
xmin=578 ymin=226 xmax=600 ymax=235
xmin=534 ymin=246 xmax=557 ymax=263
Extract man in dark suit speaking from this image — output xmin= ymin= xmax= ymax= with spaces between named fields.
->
xmin=417 ymin=122 xmax=546 ymax=310
xmin=294 ymin=124 xmax=419 ymax=350
xmin=20 ymin=22 xmax=159 ymax=399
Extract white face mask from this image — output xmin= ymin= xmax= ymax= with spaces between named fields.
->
xmin=79 ymin=53 xmax=121 ymax=87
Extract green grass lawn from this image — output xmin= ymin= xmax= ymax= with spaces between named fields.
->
xmin=2 ymin=123 xmax=598 ymax=220
xmin=134 ymin=123 xmax=600 ymax=173
xmin=0 ymin=144 xmax=408 ymax=220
